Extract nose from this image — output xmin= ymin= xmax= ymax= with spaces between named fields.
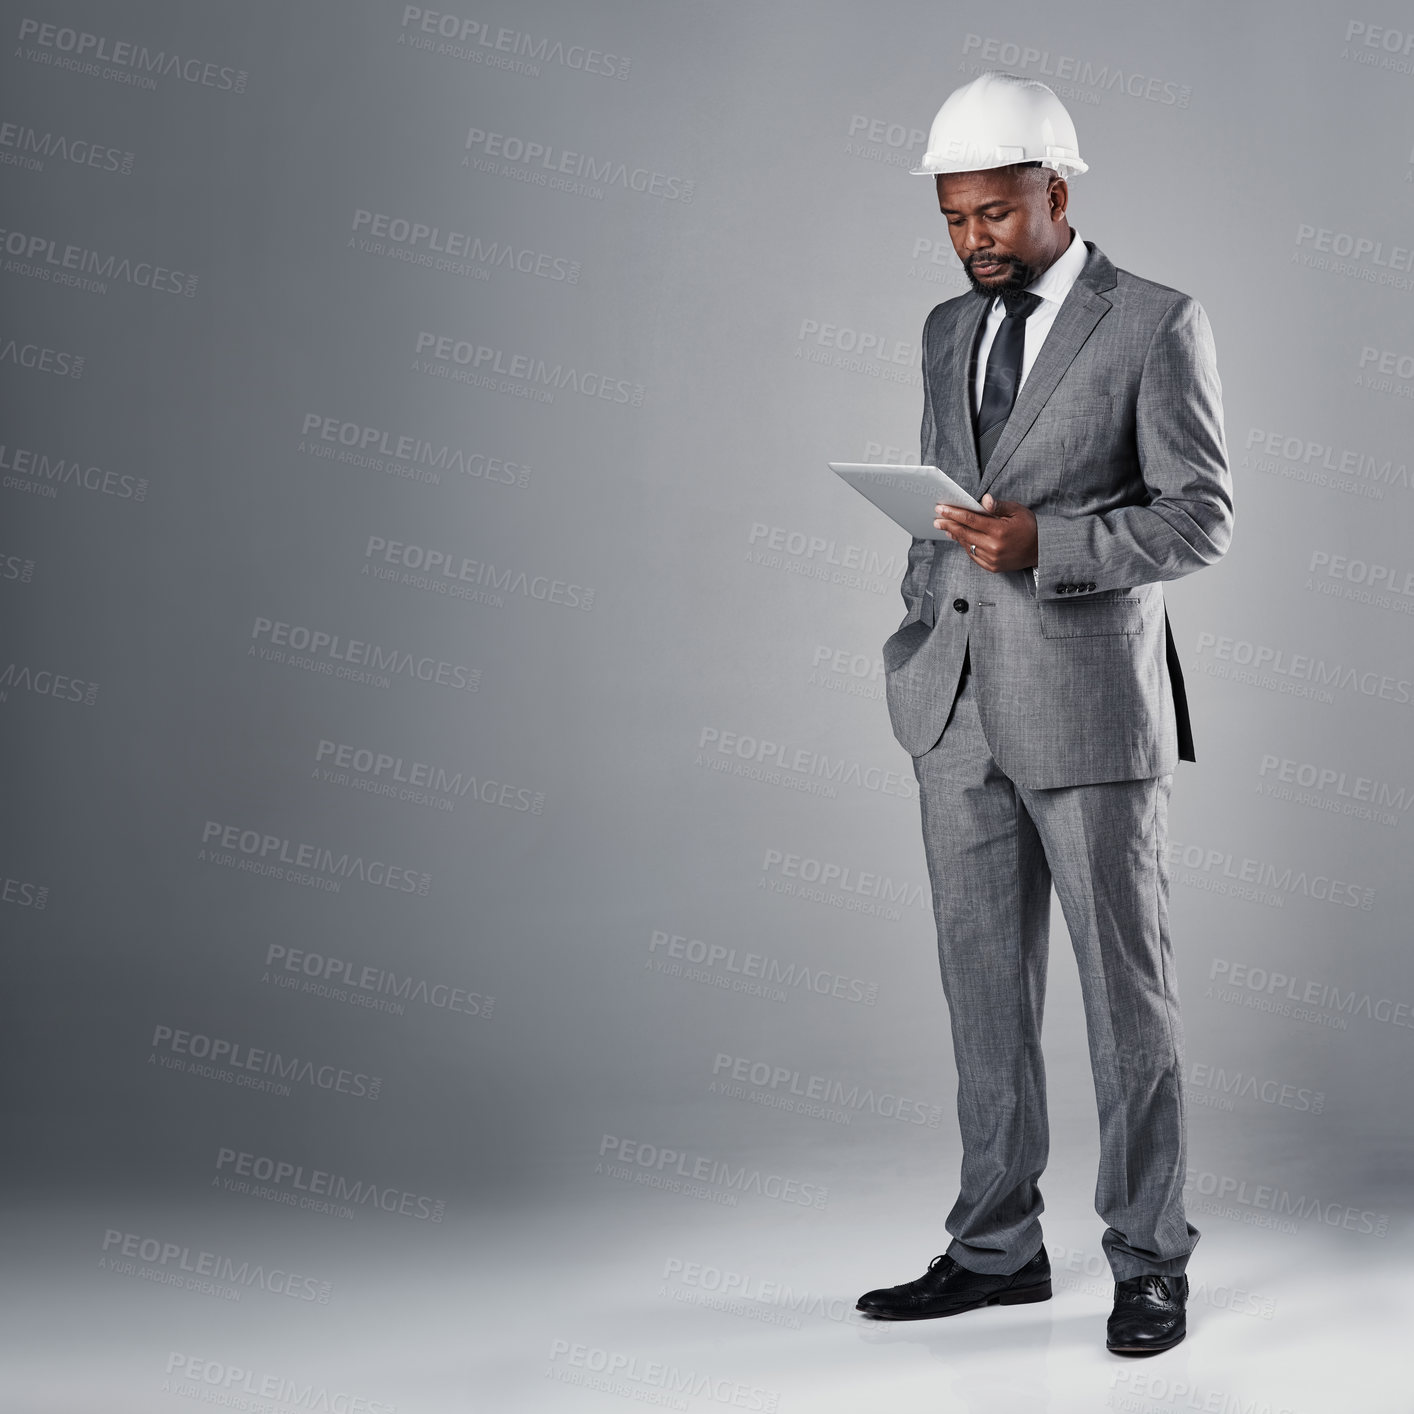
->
xmin=963 ymin=221 xmax=994 ymax=251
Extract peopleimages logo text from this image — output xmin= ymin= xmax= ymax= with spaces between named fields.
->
xmin=0 ymin=226 xmax=197 ymax=294
xmin=214 ymin=1147 xmax=445 ymax=1221
xmin=250 ymin=615 xmax=480 ymax=691
xmin=150 ymin=1024 xmax=380 ymax=1100
xmin=162 ymin=1355 xmax=392 ymax=1412
xmin=101 ymin=1228 xmax=331 ymax=1302
xmin=314 ymin=737 xmax=543 ymax=813
xmin=598 ymin=1135 xmax=827 ymax=1208
xmin=350 ymin=209 xmax=579 ymax=281
xmin=266 ymin=944 xmax=493 ymax=1019
xmin=16 ymin=19 xmax=248 ymax=92
xmin=697 ymin=727 xmax=913 ymax=799
xmin=414 ymin=330 xmax=644 ymax=405
xmin=0 ymin=441 xmax=145 ymax=499
xmin=363 ymin=535 xmax=594 ymax=609
xmin=0 ymin=121 xmax=133 ymax=174
xmin=199 ymin=821 xmax=432 ymax=896
xmin=399 ymin=8 xmax=630 ymax=78
xmin=463 ymin=128 xmax=689 ymax=200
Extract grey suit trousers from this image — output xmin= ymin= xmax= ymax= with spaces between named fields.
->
xmin=913 ymin=664 xmax=1199 ymax=1282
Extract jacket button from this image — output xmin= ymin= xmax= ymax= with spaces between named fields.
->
xmin=953 ymin=598 xmax=969 ymax=613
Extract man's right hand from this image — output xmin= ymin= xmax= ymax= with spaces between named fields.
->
xmin=935 ymin=494 xmax=1039 ymax=573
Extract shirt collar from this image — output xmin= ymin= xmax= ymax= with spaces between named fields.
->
xmin=1027 ymin=228 xmax=1086 ymax=305
xmin=991 ymin=229 xmax=1086 ymax=312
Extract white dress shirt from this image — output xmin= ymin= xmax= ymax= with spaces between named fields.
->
xmin=971 ymin=228 xmax=1087 ymax=415
xmin=968 ymin=229 xmax=1087 ymax=585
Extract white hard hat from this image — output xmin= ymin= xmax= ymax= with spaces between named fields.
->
xmin=911 ymin=71 xmax=1088 ymax=179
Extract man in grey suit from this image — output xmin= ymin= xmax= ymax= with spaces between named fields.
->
xmin=854 ymin=73 xmax=1233 ymax=1356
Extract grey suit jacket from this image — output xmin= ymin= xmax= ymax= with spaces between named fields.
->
xmin=883 ymin=239 xmax=1234 ymax=787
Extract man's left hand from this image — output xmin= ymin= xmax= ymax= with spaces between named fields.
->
xmin=934 ymin=494 xmax=1038 ymax=573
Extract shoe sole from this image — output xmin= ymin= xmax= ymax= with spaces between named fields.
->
xmin=1106 ymin=1330 xmax=1186 ymax=1357
xmin=857 ymin=1279 xmax=1052 ymax=1320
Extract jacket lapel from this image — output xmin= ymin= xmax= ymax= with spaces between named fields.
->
xmin=975 ymin=241 xmax=1117 ymax=499
xmin=935 ymin=293 xmax=990 ymax=494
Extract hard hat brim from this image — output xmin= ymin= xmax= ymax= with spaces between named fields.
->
xmin=910 ymin=156 xmax=1088 ymax=178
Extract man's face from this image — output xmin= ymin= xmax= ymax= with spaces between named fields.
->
xmin=936 ymin=166 xmax=1067 ymax=295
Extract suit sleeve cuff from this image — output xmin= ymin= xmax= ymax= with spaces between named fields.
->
xmin=1033 ymin=511 xmax=1096 ymax=600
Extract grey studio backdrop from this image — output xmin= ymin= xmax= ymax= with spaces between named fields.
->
xmin=2 ymin=2 xmax=1413 ymax=1411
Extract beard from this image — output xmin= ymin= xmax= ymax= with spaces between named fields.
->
xmin=962 ymin=252 xmax=1038 ymax=297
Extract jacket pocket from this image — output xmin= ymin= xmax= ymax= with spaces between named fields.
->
xmin=1037 ymin=595 xmax=1145 ymax=639
xmin=883 ymin=618 xmax=933 ymax=671
xmin=1044 ymin=397 xmax=1117 ymax=425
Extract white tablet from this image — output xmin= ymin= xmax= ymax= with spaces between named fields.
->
xmin=828 ymin=463 xmax=985 ymax=540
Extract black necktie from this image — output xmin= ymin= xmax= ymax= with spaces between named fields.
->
xmin=975 ymin=289 xmax=1042 ymax=469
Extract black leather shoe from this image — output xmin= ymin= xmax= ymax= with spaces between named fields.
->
xmin=856 ymin=1245 xmax=1051 ymax=1320
xmin=1106 ymin=1273 xmax=1188 ymax=1355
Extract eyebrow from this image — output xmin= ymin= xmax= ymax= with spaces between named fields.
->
xmin=938 ymin=199 xmax=1014 ymax=215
